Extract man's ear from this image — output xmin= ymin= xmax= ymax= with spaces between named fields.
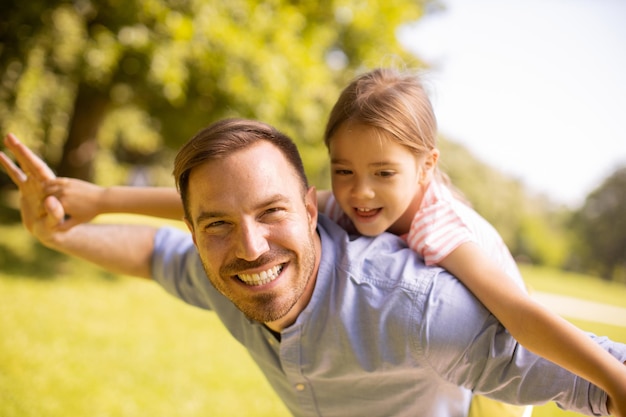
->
xmin=184 ymin=218 xmax=197 ymax=246
xmin=305 ymin=186 xmax=318 ymax=230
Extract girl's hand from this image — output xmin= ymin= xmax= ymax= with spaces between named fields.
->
xmin=44 ymin=177 xmax=105 ymax=229
xmin=607 ymin=383 xmax=626 ymax=417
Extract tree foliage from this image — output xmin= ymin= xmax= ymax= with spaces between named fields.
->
xmin=1 ymin=0 xmax=428 ymax=185
xmin=570 ymin=166 xmax=626 ymax=280
xmin=438 ymin=137 xmax=571 ymax=267
xmin=3 ymin=0 xmax=621 ymax=279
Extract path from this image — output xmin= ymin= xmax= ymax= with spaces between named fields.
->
xmin=532 ymin=292 xmax=626 ymax=328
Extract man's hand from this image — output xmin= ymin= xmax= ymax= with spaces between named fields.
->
xmin=1 ymin=133 xmax=157 ymax=279
xmin=0 ymin=133 xmax=67 ymax=243
xmin=44 ymin=177 xmax=104 ymax=228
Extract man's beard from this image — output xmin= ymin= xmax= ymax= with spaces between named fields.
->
xmin=201 ymin=234 xmax=317 ymax=324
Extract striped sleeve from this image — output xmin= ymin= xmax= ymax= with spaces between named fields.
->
xmin=406 ymin=200 xmax=474 ymax=266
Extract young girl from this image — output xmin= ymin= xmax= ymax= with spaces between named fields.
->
xmin=30 ymin=68 xmax=626 ymax=416
xmin=319 ymin=68 xmax=626 ymax=416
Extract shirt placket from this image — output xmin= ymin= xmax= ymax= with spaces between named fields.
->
xmin=280 ymin=324 xmax=320 ymax=417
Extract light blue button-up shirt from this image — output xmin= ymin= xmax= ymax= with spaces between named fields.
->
xmin=152 ymin=215 xmax=626 ymax=417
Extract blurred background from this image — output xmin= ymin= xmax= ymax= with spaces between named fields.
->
xmin=1 ymin=1 xmax=625 ymax=416
xmin=1 ymin=0 xmax=624 ymax=280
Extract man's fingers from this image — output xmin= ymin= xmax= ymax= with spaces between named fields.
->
xmin=43 ymin=195 xmax=66 ymax=227
xmin=43 ymin=178 xmax=69 ymax=196
xmin=4 ymin=133 xmax=56 ymax=181
xmin=0 ymin=151 xmax=27 ymax=184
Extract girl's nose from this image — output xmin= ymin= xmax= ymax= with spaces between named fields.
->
xmin=351 ymin=178 xmax=375 ymax=199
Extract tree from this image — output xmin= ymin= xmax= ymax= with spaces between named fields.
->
xmin=437 ymin=137 xmax=528 ymax=248
xmin=570 ymin=166 xmax=626 ymax=281
xmin=1 ymin=0 xmax=430 ymax=186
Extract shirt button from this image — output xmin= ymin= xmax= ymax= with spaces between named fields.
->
xmin=295 ymin=383 xmax=306 ymax=391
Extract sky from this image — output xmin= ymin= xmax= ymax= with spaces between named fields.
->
xmin=398 ymin=0 xmax=626 ymax=208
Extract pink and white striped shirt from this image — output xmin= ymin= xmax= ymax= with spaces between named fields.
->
xmin=323 ymin=180 xmax=525 ymax=289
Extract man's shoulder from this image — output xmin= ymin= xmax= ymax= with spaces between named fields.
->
xmin=318 ymin=215 xmax=442 ymax=291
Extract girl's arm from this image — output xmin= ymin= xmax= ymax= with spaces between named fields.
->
xmin=440 ymin=242 xmax=626 ymax=415
xmin=49 ymin=180 xmax=331 ymax=229
xmin=44 ymin=177 xmax=184 ymax=228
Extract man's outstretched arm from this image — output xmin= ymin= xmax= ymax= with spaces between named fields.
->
xmin=1 ymin=133 xmax=157 ymax=279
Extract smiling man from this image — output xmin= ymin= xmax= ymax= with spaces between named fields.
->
xmin=2 ymin=119 xmax=625 ymax=417
xmin=177 ymin=135 xmax=319 ymax=330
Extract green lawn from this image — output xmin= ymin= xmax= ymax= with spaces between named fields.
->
xmin=1 ymin=219 xmax=624 ymax=417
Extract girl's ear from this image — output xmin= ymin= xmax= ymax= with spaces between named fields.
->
xmin=420 ymin=148 xmax=440 ymax=184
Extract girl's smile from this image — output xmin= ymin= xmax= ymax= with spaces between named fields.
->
xmin=329 ymin=122 xmax=431 ymax=236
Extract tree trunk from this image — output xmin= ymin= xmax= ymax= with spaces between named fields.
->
xmin=57 ymin=83 xmax=110 ymax=181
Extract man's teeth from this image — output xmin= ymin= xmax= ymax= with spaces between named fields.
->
xmin=238 ymin=265 xmax=283 ymax=286
xmin=356 ymin=208 xmax=375 ymax=212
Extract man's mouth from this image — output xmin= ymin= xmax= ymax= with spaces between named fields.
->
xmin=237 ymin=264 xmax=284 ymax=286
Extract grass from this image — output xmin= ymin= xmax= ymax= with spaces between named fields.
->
xmin=1 ymin=218 xmax=625 ymax=417
xmin=519 ymin=263 xmax=626 ymax=417
xmin=520 ymin=263 xmax=626 ymax=308
xmin=0 ymin=218 xmax=290 ymax=417
xmin=0 ymin=263 xmax=291 ymax=417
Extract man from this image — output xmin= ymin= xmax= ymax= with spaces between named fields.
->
xmin=2 ymin=120 xmax=625 ymax=417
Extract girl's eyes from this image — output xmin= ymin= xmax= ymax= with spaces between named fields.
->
xmin=377 ymin=170 xmax=396 ymax=178
xmin=332 ymin=168 xmax=397 ymax=178
xmin=334 ymin=169 xmax=352 ymax=176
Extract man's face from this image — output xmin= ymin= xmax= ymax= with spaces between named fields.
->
xmin=185 ymin=141 xmax=319 ymax=330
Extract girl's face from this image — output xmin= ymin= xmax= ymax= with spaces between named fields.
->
xmin=329 ymin=122 xmax=434 ymax=236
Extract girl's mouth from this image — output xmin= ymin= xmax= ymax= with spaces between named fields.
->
xmin=354 ymin=207 xmax=381 ymax=218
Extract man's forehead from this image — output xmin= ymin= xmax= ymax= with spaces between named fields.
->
xmin=187 ymin=141 xmax=301 ymax=209
xmin=191 ymin=141 xmax=284 ymax=174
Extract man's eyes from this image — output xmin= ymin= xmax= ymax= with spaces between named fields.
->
xmin=262 ymin=207 xmax=288 ymax=220
xmin=203 ymin=220 xmax=227 ymax=230
xmin=201 ymin=208 xmax=285 ymax=231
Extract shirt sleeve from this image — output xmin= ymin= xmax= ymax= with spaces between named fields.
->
xmin=418 ymin=269 xmax=626 ymax=415
xmin=151 ymin=226 xmax=215 ymax=310
xmin=407 ymin=200 xmax=475 ymax=265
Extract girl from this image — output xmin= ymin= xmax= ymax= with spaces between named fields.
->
xmin=31 ymin=68 xmax=626 ymax=415
xmin=320 ymin=68 xmax=626 ymax=416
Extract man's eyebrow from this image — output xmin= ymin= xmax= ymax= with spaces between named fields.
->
xmin=195 ymin=210 xmax=228 ymax=225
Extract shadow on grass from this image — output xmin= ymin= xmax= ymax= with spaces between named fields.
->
xmin=0 ymin=197 xmax=115 ymax=281
xmin=0 ymin=204 xmax=21 ymax=224
xmin=0 ymin=237 xmax=117 ymax=281
xmin=0 ymin=242 xmax=64 ymax=278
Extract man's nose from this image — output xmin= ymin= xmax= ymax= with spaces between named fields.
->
xmin=235 ymin=221 xmax=270 ymax=261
